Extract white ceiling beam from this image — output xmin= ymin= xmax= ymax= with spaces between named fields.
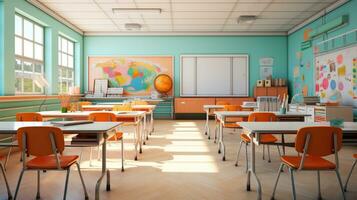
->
xmin=84 ymin=31 xmax=287 ymax=36
xmin=288 ymin=0 xmax=349 ymax=35
xmin=26 ymin=0 xmax=83 ymax=35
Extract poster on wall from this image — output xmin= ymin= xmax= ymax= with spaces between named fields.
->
xmin=88 ymin=56 xmax=173 ymax=96
xmin=315 ymin=45 xmax=357 ymax=106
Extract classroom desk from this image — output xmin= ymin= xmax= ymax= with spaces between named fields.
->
xmin=0 ymin=121 xmax=120 ymax=200
xmin=237 ymin=121 xmax=357 ymax=200
xmin=38 ymin=111 xmax=146 ymax=160
xmin=81 ymin=104 xmax=156 ymax=140
xmin=214 ymin=111 xmax=310 ymax=161
xmin=203 ymin=105 xmax=224 ymax=139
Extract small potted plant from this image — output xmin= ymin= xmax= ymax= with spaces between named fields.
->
xmin=59 ymin=93 xmax=71 ymax=113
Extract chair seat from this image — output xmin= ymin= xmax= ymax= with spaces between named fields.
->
xmin=281 ymin=155 xmax=336 ymax=170
xmin=116 ymin=117 xmax=136 ymax=122
xmin=223 ymin=123 xmax=241 ymax=128
xmin=26 ymin=155 xmax=78 ymax=169
xmin=353 ymin=154 xmax=357 ymax=159
xmin=240 ymin=133 xmax=278 ymax=143
xmin=108 ymin=131 xmax=123 ymax=141
xmin=226 ymin=117 xmax=244 ymax=123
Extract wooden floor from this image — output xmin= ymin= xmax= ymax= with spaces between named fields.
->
xmin=1 ymin=120 xmax=357 ymax=200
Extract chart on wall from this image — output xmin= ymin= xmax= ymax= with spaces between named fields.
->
xmin=88 ymin=56 xmax=173 ymax=96
xmin=315 ymin=45 xmax=357 ymax=106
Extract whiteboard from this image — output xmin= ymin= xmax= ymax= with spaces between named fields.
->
xmin=315 ymin=45 xmax=357 ymax=106
xmin=180 ymin=55 xmax=249 ymax=96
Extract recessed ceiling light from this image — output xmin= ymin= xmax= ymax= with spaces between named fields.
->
xmin=112 ymin=8 xmax=162 ymax=14
xmin=237 ymin=15 xmax=257 ymax=24
xmin=124 ymin=23 xmax=142 ymax=31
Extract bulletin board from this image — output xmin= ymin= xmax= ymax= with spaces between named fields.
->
xmin=88 ymin=56 xmax=173 ymax=96
xmin=315 ymin=45 xmax=357 ymax=106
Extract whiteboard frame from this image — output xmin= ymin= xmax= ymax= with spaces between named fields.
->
xmin=180 ymin=54 xmax=249 ymax=97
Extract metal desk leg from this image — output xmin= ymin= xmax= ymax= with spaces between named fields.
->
xmin=205 ymin=109 xmax=210 ymax=137
xmin=95 ymin=132 xmax=109 ymax=200
xmin=140 ymin=115 xmax=146 ymax=152
xmin=246 ymin=132 xmax=262 ymax=200
xmin=134 ymin=121 xmax=139 ymax=160
xmin=150 ymin=111 xmax=154 ymax=135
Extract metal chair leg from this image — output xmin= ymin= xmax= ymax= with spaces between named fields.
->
xmin=276 ymin=145 xmax=282 ymax=157
xmin=75 ymin=162 xmax=89 ymax=200
xmin=14 ymin=170 xmax=25 ymax=200
xmin=4 ymin=146 xmax=12 ymax=170
xmin=89 ymin=147 xmax=93 ymax=167
xmin=317 ymin=170 xmax=322 ymax=200
xmin=344 ymin=159 xmax=357 ymax=191
xmin=97 ymin=146 xmax=101 ymax=161
xmin=270 ymin=163 xmax=284 ymax=200
xmin=289 ymin=168 xmax=297 ymax=200
xmin=267 ymin=145 xmax=271 ymax=163
xmin=245 ymin=143 xmax=248 ymax=173
xmin=262 ymin=144 xmax=265 ymax=160
xmin=63 ymin=168 xmax=71 ymax=200
xmin=121 ymin=138 xmax=125 ymax=172
xmin=0 ymin=163 xmax=12 ymax=199
xmin=235 ymin=141 xmax=243 ymax=167
xmin=335 ymin=170 xmax=346 ymax=200
xmin=36 ymin=170 xmax=41 ymax=199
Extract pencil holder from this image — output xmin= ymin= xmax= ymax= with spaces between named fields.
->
xmin=61 ymin=107 xmax=68 ymax=113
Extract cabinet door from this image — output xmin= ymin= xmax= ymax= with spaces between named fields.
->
xmin=175 ymin=98 xmax=215 ymax=113
xmin=266 ymin=87 xmax=277 ymax=96
xmin=254 ymin=87 xmax=267 ymax=97
xmin=276 ymin=87 xmax=288 ymax=98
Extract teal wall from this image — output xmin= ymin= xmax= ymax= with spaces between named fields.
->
xmin=0 ymin=0 xmax=83 ymax=95
xmin=84 ymin=36 xmax=288 ymax=96
xmin=288 ymin=0 xmax=357 ymax=97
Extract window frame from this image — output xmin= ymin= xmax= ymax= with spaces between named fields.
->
xmin=58 ymin=35 xmax=75 ymax=93
xmin=14 ymin=14 xmax=45 ymax=95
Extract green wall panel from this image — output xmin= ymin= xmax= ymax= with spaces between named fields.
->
xmin=84 ymin=36 xmax=288 ymax=96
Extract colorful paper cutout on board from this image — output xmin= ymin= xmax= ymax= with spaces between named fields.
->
xmin=302 ymin=85 xmax=308 ymax=96
xmin=337 ymin=54 xmax=343 ymax=65
xmin=338 ymin=65 xmax=346 ymax=77
xmin=338 ymin=81 xmax=344 ymax=91
xmin=296 ymin=51 xmax=302 ymax=60
xmin=302 ymin=74 xmax=305 ymax=81
xmin=353 ymin=58 xmax=357 ymax=98
xmin=328 ymin=60 xmax=336 ymax=72
xmin=293 ymin=66 xmax=300 ymax=78
xmin=322 ymin=78 xmax=329 ymax=90
xmin=330 ymin=79 xmax=336 ymax=90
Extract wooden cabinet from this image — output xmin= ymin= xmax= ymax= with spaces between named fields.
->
xmin=254 ymin=86 xmax=288 ymax=98
xmin=175 ymin=98 xmax=215 ymax=113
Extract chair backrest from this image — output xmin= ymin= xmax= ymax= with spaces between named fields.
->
xmin=216 ymin=101 xmax=230 ymax=105
xmin=131 ymin=100 xmax=148 ymax=105
xmin=113 ymin=104 xmax=132 ymax=111
xmin=88 ymin=112 xmax=116 ymax=122
xmin=295 ymin=126 xmax=343 ymax=157
xmin=248 ymin=112 xmax=277 ymax=122
xmin=17 ymin=126 xmax=64 ymax=156
xmin=16 ymin=112 xmax=43 ymax=121
xmin=224 ymin=105 xmax=242 ymax=111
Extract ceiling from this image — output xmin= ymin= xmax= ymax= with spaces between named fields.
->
xmin=35 ymin=0 xmax=339 ymax=35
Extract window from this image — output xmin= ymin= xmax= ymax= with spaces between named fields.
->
xmin=58 ymin=36 xmax=74 ymax=93
xmin=15 ymin=14 xmax=44 ymax=94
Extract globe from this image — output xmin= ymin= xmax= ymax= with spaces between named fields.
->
xmin=154 ymin=74 xmax=173 ymax=94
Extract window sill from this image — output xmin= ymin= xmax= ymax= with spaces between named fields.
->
xmin=0 ymin=94 xmax=83 ymax=102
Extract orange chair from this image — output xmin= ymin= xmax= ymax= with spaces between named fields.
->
xmin=88 ymin=112 xmax=125 ymax=171
xmin=235 ymin=112 xmax=281 ymax=171
xmin=216 ymin=105 xmax=244 ymax=161
xmin=14 ymin=126 xmax=88 ymax=200
xmin=344 ymin=153 xmax=357 ymax=191
xmin=4 ymin=112 xmax=44 ymax=170
xmin=270 ymin=126 xmax=345 ymax=200
xmin=16 ymin=112 xmax=43 ymax=121
xmin=0 ymin=157 xmax=12 ymax=199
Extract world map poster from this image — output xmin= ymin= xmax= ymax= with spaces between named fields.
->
xmin=88 ymin=56 xmax=173 ymax=96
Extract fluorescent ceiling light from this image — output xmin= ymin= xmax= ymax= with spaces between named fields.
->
xmin=112 ymin=8 xmax=162 ymax=14
xmin=125 ymin=23 xmax=142 ymax=31
xmin=237 ymin=15 xmax=257 ymax=24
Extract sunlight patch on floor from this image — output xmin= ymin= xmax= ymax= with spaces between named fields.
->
xmin=161 ymin=155 xmax=218 ymax=173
